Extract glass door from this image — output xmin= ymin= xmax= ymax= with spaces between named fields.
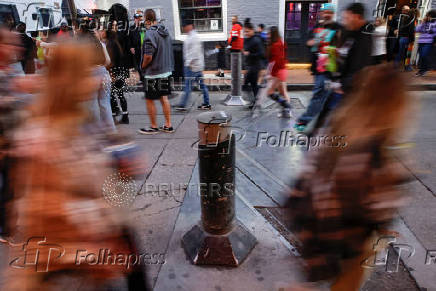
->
xmin=285 ymin=2 xmax=325 ymax=63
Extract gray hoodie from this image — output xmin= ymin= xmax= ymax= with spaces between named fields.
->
xmin=142 ymin=24 xmax=174 ymax=78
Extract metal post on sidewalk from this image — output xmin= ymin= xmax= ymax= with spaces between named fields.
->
xmin=182 ymin=111 xmax=257 ymax=266
xmin=223 ymin=52 xmax=249 ymax=106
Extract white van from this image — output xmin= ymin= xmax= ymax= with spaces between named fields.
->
xmin=0 ymin=0 xmax=62 ymax=32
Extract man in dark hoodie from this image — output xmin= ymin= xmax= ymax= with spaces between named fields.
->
xmin=311 ymin=3 xmax=372 ymax=131
xmin=139 ymin=9 xmax=174 ymax=135
xmin=336 ymin=3 xmax=373 ymax=95
xmin=243 ymin=19 xmax=265 ymax=101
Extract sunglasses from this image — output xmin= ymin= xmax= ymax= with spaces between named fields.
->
xmin=134 ymin=14 xmax=143 ymax=19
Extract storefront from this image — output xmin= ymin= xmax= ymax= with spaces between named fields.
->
xmin=284 ymin=1 xmax=326 ymax=62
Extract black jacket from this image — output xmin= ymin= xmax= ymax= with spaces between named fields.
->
xmin=243 ymin=34 xmax=265 ymax=69
xmin=337 ymin=23 xmax=373 ymax=94
xmin=390 ymin=14 xmax=416 ymax=39
xmin=129 ymin=24 xmax=145 ymax=67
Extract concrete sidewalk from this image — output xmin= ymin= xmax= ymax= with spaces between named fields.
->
xmin=201 ymin=69 xmax=436 ymax=91
xmin=1 ymin=90 xmax=434 ymax=290
xmin=126 ymin=90 xmax=431 ymax=290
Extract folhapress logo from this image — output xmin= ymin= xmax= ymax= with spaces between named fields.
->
xmin=9 ymin=237 xmax=65 ymax=272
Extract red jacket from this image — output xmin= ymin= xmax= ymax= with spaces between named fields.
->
xmin=269 ymin=40 xmax=288 ymax=76
xmin=228 ymin=23 xmax=244 ymax=50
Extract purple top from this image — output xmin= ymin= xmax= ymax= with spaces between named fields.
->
xmin=416 ymin=22 xmax=436 ymax=44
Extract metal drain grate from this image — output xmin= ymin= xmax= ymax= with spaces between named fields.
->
xmin=290 ymin=98 xmax=305 ymax=109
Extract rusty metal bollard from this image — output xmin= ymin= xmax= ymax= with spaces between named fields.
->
xmin=182 ymin=111 xmax=256 ymax=266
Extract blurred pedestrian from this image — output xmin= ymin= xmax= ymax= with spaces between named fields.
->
xmin=0 ymin=28 xmax=24 ymax=243
xmin=265 ymin=26 xmax=292 ymax=118
xmin=106 ymin=25 xmax=130 ymax=124
xmin=7 ymin=41 xmax=148 ymax=290
xmin=372 ymin=17 xmax=387 ymax=64
xmin=404 ymin=9 xmax=419 ymax=72
xmin=415 ymin=10 xmax=436 ymax=76
xmin=294 ymin=3 xmax=343 ymax=132
xmin=286 ymin=65 xmax=411 ymax=291
xmin=139 ymin=9 xmax=174 ymax=134
xmin=215 ymin=42 xmax=226 ymax=77
xmin=79 ymin=24 xmax=116 ymax=132
xmin=310 ymin=3 xmax=372 ymax=133
xmin=256 ymin=23 xmax=268 ymax=85
xmin=175 ymin=20 xmax=211 ymax=111
xmin=256 ymin=24 xmax=268 ymax=43
xmin=393 ymin=6 xmax=416 ymax=71
xmin=243 ymin=19 xmax=265 ymax=105
xmin=15 ymin=22 xmax=36 ymax=74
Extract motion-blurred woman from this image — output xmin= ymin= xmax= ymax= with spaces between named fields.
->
xmin=286 ymin=65 xmax=412 ymax=291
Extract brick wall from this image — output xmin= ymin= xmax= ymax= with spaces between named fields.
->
xmin=129 ymin=0 xmax=175 ymax=37
xmin=227 ymin=0 xmax=281 ymax=31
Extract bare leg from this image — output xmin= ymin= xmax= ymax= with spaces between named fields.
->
xmin=279 ymin=81 xmax=290 ymax=102
xmin=267 ymin=77 xmax=280 ymax=96
xmin=146 ymin=99 xmax=158 ymax=128
xmin=160 ymin=96 xmax=172 ymax=128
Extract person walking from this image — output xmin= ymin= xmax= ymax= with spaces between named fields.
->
xmin=138 ymin=9 xmax=174 ymax=135
xmin=294 ymin=3 xmax=342 ymax=131
xmin=372 ymin=17 xmax=388 ymax=64
xmin=215 ymin=42 xmax=226 ymax=77
xmin=80 ymin=26 xmax=116 ymax=132
xmin=106 ymin=27 xmax=130 ymax=124
xmin=175 ymin=20 xmax=211 ymax=111
xmin=256 ymin=23 xmax=268 ymax=85
xmin=310 ymin=3 xmax=373 ymax=133
xmin=285 ymin=64 xmax=411 ymax=291
xmin=242 ymin=19 xmax=265 ymax=105
xmin=415 ymin=10 xmax=436 ymax=76
xmin=7 ymin=42 xmax=149 ymax=290
xmin=393 ymin=6 xmax=416 ymax=71
xmin=264 ymin=26 xmax=292 ymax=118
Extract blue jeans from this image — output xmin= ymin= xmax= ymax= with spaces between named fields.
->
xmin=418 ymin=43 xmax=433 ymax=73
xmin=297 ymin=74 xmax=329 ymax=124
xmin=179 ymin=66 xmax=210 ymax=107
xmin=90 ymin=66 xmax=116 ymax=132
xmin=395 ymin=37 xmax=410 ymax=69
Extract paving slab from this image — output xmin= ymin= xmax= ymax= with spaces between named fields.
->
xmin=153 ymin=163 xmax=304 ymax=291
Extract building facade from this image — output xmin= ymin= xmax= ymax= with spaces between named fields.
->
xmin=128 ymin=0 xmax=435 ymax=68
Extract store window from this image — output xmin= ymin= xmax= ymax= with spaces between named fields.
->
xmin=179 ymin=0 xmax=223 ymax=33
